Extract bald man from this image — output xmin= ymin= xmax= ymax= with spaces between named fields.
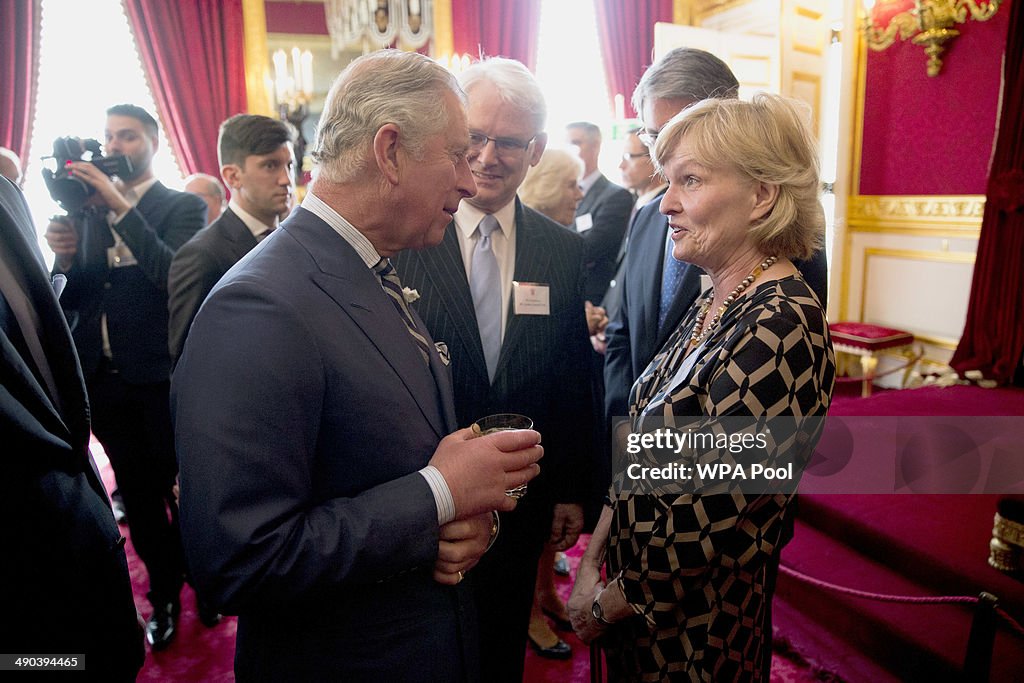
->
xmin=184 ymin=173 xmax=226 ymax=224
xmin=0 ymin=148 xmax=22 ymax=186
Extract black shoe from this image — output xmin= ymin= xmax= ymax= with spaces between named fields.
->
xmin=196 ymin=597 xmax=222 ymax=627
xmin=528 ymin=634 xmax=573 ymax=660
xmin=146 ymin=602 xmax=179 ymax=651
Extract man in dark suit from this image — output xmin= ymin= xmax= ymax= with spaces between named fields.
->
xmin=604 ymin=48 xmax=830 ymax=423
xmin=172 ymin=50 xmax=543 ymax=682
xmin=394 ymin=57 xmax=594 ymax=683
xmin=44 ymin=104 xmax=206 ymax=649
xmin=169 ymin=114 xmax=294 ymax=366
xmin=1 ymin=176 xmax=144 ymax=681
xmin=566 ymin=121 xmax=633 ymax=304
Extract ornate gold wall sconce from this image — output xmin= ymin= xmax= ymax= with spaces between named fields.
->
xmin=861 ymin=0 xmax=1003 ymax=76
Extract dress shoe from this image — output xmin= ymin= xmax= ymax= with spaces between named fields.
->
xmin=196 ymin=597 xmax=222 ymax=628
xmin=528 ymin=633 xmax=573 ymax=660
xmin=145 ymin=602 xmax=179 ymax=651
xmin=553 ymin=551 xmax=570 ymax=577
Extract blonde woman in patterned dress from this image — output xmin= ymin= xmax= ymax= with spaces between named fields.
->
xmin=568 ymin=93 xmax=835 ymax=682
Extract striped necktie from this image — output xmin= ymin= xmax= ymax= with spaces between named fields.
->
xmin=374 ymin=258 xmax=431 ymax=365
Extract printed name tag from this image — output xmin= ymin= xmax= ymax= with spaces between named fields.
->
xmin=575 ymin=213 xmax=593 ymax=233
xmin=512 ymin=281 xmax=550 ymax=316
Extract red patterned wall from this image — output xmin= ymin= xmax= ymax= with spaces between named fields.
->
xmin=859 ymin=0 xmax=1011 ymax=195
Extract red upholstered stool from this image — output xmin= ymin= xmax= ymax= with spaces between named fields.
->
xmin=829 ymin=322 xmax=915 ymax=397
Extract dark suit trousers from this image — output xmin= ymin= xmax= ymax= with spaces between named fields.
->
xmin=88 ymin=366 xmax=184 ymax=606
xmin=471 ymin=500 xmax=552 ymax=683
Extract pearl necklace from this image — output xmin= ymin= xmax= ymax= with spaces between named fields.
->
xmin=689 ymin=255 xmax=778 ymax=347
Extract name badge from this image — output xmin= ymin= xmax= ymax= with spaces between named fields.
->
xmin=513 ymin=281 xmax=550 ymax=316
xmin=575 ymin=213 xmax=593 ymax=233
xmin=107 ymin=242 xmax=138 ymax=268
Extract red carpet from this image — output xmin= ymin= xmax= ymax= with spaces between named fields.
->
xmin=774 ymin=382 xmax=1024 ymax=682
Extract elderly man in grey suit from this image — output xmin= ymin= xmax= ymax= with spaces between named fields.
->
xmin=172 ymin=50 xmax=544 ymax=682
xmin=169 ymin=114 xmax=295 ymax=366
xmin=394 ymin=57 xmax=594 ymax=682
xmin=0 ymin=176 xmax=144 ymax=681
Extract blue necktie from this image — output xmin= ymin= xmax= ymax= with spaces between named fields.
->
xmin=658 ymin=238 xmax=688 ymax=331
xmin=471 ymin=214 xmax=502 ymax=383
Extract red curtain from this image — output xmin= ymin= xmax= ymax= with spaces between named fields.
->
xmin=593 ymin=0 xmax=673 ymax=119
xmin=122 ymin=0 xmax=248 ymax=178
xmin=451 ymin=0 xmax=542 ymax=71
xmin=951 ymin=0 xmax=1024 ymax=384
xmin=0 ymin=0 xmax=41 ymax=170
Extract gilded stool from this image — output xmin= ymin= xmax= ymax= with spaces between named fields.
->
xmin=829 ymin=322 xmax=916 ymax=397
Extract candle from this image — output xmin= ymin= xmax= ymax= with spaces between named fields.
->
xmin=273 ymin=49 xmax=288 ymax=105
xmin=410 ymin=0 xmax=420 ymax=16
xmin=614 ymin=93 xmax=625 ymax=121
xmin=301 ymin=50 xmax=314 ymax=99
xmin=291 ymin=47 xmax=303 ymax=94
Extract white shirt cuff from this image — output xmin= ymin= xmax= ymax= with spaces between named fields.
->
xmin=419 ymin=465 xmax=456 ymax=525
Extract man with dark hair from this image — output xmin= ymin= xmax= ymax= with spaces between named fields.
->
xmin=603 ymin=48 xmax=829 ymax=425
xmin=43 ymin=103 xmax=206 ymax=650
xmin=1 ymin=175 xmax=144 ymax=681
xmin=566 ymin=121 xmax=633 ymax=304
xmin=169 ymin=114 xmax=294 ymax=365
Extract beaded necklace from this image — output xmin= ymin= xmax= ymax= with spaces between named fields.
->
xmin=688 ymin=255 xmax=778 ymax=348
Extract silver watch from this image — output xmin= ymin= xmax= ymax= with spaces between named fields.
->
xmin=591 ymin=594 xmax=612 ymax=626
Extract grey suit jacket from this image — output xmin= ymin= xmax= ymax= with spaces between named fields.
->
xmin=168 ymin=207 xmax=258 ymax=366
xmin=0 ymin=177 xmax=143 ymax=680
xmin=394 ymin=200 xmax=594 ymax=508
xmin=172 ymin=207 xmax=474 ymax=681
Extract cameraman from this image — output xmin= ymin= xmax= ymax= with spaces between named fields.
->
xmin=44 ymin=104 xmax=206 ymax=651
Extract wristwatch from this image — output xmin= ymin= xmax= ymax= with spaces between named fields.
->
xmin=591 ymin=591 xmax=612 ymax=626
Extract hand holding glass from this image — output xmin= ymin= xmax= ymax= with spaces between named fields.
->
xmin=471 ymin=413 xmax=534 ymax=500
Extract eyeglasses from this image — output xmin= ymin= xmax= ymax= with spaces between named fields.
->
xmin=638 ymin=131 xmax=658 ymax=148
xmin=468 ymin=132 xmax=536 ymax=155
xmin=622 ymin=151 xmax=650 ymax=162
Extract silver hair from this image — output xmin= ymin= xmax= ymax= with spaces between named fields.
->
xmin=632 ymin=48 xmax=739 ymax=124
xmin=458 ymin=57 xmax=546 ymax=133
xmin=312 ymin=50 xmax=465 ymax=183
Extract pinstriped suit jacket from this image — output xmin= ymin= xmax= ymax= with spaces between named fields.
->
xmin=393 ymin=199 xmax=594 ymax=506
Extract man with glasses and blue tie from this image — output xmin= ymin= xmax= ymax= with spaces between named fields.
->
xmin=394 ymin=56 xmax=595 ymax=683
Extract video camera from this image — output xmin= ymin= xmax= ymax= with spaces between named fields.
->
xmin=41 ymin=137 xmax=133 ymax=213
